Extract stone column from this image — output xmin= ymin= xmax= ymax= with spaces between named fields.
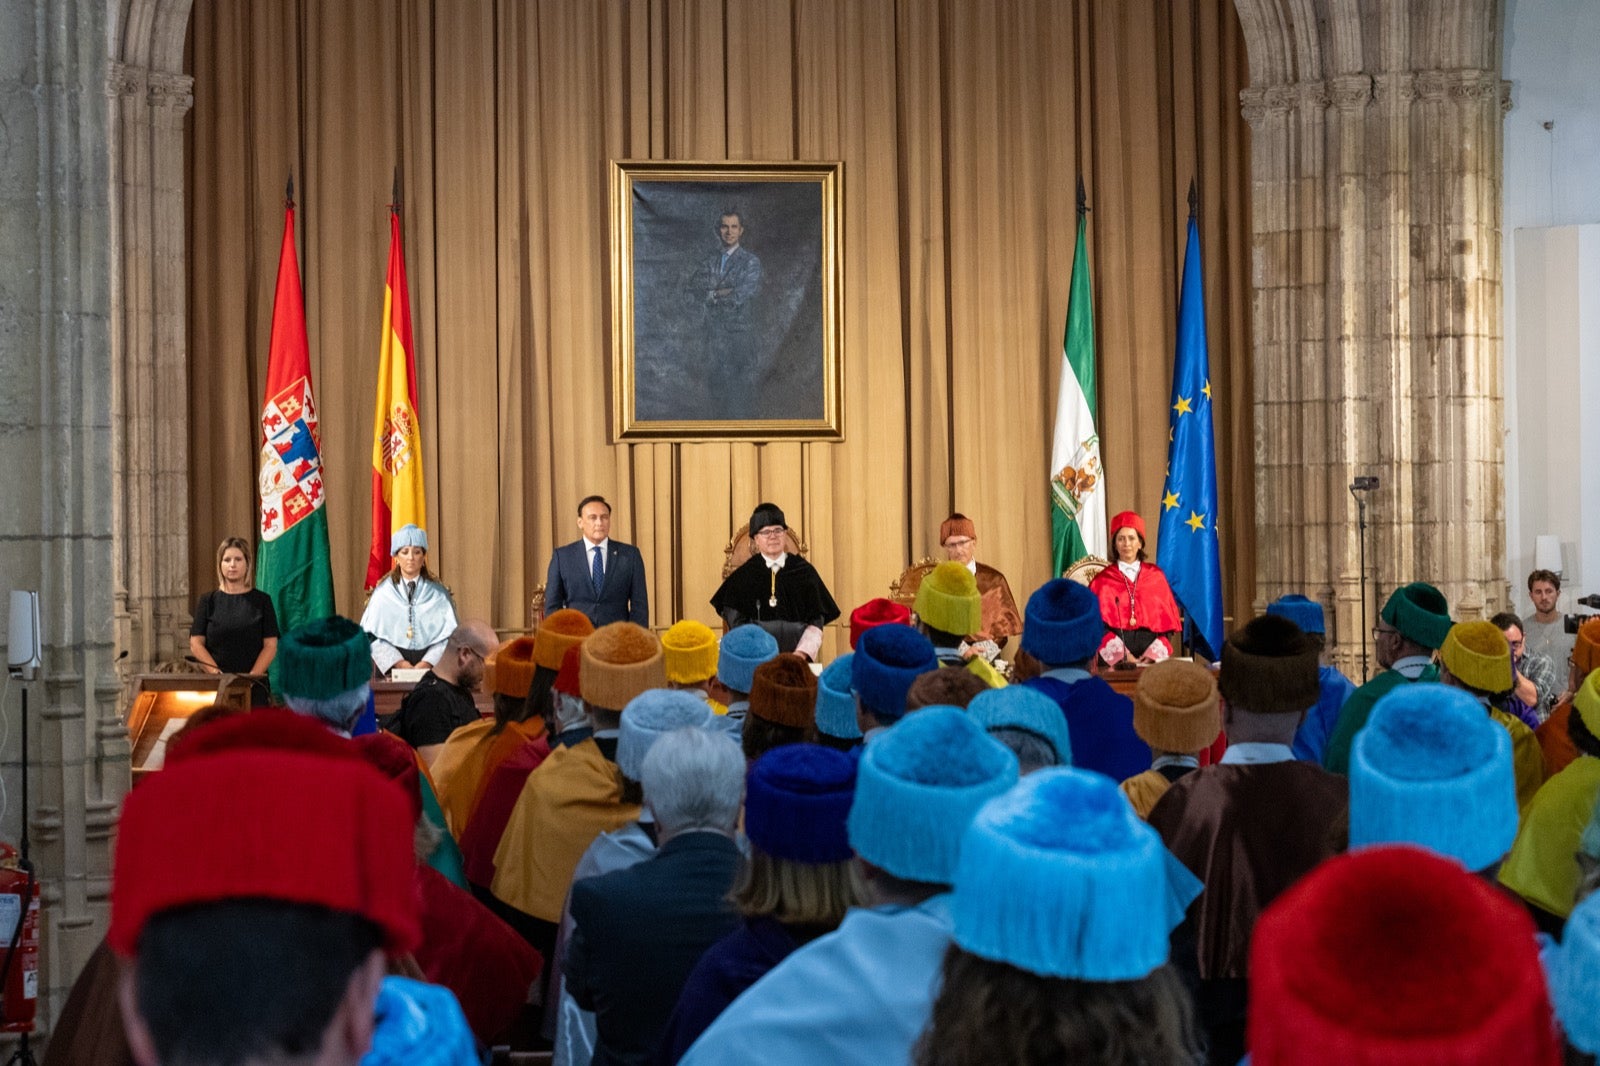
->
xmin=108 ymin=58 xmax=194 ymax=682
xmin=0 ymin=0 xmax=127 ymax=1038
xmin=1236 ymin=0 xmax=1510 ymax=678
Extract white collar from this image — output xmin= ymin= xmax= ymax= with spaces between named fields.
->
xmin=1219 ymin=742 xmax=1295 ymax=765
xmin=1152 ymin=753 xmax=1200 ymax=771
xmin=964 ymin=560 xmax=977 ymax=575
xmin=1391 ymin=654 xmax=1432 ymax=679
xmin=1118 ymin=560 xmax=1142 ymax=580
xmin=762 ymin=552 xmax=787 ymax=570
xmin=584 ymin=537 xmax=610 ymax=554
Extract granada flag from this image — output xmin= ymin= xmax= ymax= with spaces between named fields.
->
xmin=366 ymin=205 xmax=427 ymax=589
xmin=258 ymin=183 xmax=337 ymax=645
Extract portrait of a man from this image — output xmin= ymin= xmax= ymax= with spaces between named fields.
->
xmin=610 ymin=162 xmax=843 ymax=440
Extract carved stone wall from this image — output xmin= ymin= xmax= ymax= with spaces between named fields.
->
xmin=1233 ymin=0 xmax=1510 ymax=677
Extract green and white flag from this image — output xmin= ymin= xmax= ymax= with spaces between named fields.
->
xmin=1050 ymin=205 xmax=1106 ymax=572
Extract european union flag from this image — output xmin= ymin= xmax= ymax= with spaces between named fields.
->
xmin=1156 ymin=215 xmax=1225 ymax=660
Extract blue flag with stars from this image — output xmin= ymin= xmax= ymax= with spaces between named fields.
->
xmin=1156 ymin=216 xmax=1224 ymax=660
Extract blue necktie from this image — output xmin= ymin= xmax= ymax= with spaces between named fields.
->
xmin=591 ymin=546 xmax=604 ymax=595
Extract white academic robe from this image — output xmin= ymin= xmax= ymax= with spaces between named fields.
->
xmin=360 ymin=576 xmax=457 ymax=673
xmin=549 ymin=819 xmax=658 ymax=1066
xmin=679 ymin=895 xmax=953 ymax=1066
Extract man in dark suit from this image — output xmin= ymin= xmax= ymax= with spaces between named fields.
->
xmin=565 ymin=727 xmax=744 ymax=1066
xmin=546 ymin=495 xmax=649 ymax=626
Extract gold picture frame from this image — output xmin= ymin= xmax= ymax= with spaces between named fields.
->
xmin=609 ymin=160 xmax=843 ymax=441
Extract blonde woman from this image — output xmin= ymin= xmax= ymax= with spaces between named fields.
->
xmin=189 ymin=536 xmax=279 ymax=679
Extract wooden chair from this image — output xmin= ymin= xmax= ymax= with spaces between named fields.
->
xmin=1063 ymin=554 xmax=1109 ymax=586
xmin=888 ymin=557 xmax=939 ymax=609
xmin=722 ymin=523 xmax=810 ymax=581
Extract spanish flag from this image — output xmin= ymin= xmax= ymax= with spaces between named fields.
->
xmin=366 ymin=207 xmax=427 ymax=589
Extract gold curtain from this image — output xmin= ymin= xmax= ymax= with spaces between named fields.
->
xmin=186 ymin=0 xmax=1254 ymax=654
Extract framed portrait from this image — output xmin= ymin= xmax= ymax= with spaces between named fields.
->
xmin=609 ymin=160 xmax=843 ymax=441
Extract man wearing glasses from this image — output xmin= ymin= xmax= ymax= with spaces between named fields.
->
xmin=711 ymin=502 xmax=840 ymax=660
xmin=389 ymin=619 xmax=500 ymax=767
xmin=1322 ymin=582 xmax=1453 ymax=774
xmin=938 ymin=513 xmax=1021 ymax=649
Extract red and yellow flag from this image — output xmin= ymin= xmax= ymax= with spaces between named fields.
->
xmin=366 ymin=208 xmax=427 ymax=589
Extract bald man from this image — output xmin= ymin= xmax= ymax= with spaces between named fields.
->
xmin=390 ymin=620 xmax=498 ymax=765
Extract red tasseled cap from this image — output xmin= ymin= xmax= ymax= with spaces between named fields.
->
xmin=849 ymin=598 xmax=912 ymax=650
xmin=1248 ymin=845 xmax=1559 ymax=1066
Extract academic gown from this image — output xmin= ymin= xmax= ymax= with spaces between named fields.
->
xmin=491 ymin=737 xmax=641 ymax=923
xmin=1322 ymin=664 xmax=1440 ymax=775
xmin=1027 ymin=673 xmax=1151 ymax=782
xmin=432 ymin=718 xmax=547 ymax=837
xmin=459 ymin=734 xmax=552 ymax=889
xmin=361 ymin=575 xmax=458 ymax=673
xmin=678 ymin=896 xmax=953 ymax=1066
xmin=1147 ymin=761 xmax=1348 ymax=1064
xmin=1537 ymin=700 xmax=1581 ymax=778
xmin=1499 ymin=756 xmax=1600 ymax=919
xmin=1291 ymin=664 xmax=1357 ymax=764
xmin=710 ymin=554 xmax=840 ymax=653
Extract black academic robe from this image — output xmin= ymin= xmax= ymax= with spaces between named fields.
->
xmin=710 ymin=555 xmax=840 ymax=653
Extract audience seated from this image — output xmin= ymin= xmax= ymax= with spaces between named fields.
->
xmin=387 ymin=620 xmax=500 ymax=766
xmin=565 ymin=728 xmax=746 ymax=1065
xmin=743 ymin=653 xmax=817 ymax=760
xmin=1544 ymin=885 xmax=1600 ymax=1064
xmin=1019 ymin=578 xmax=1150 ymax=781
xmin=851 ymin=623 xmax=939 ymax=739
xmin=1349 ymin=682 xmax=1519 ymax=877
xmin=662 ymin=743 xmax=864 ymax=1061
xmin=848 ymin=597 xmax=911 ymax=649
xmin=1249 ymin=845 xmax=1560 ymax=1065
xmin=549 ymin=688 xmax=717 ymax=1065
xmin=914 ymin=768 xmax=1203 ymax=1065
xmin=679 ymin=707 xmax=1018 ymax=1064
xmin=1121 ymin=659 xmax=1221 ymax=818
xmin=491 ymin=622 xmax=662 ymax=967
xmin=1265 ymin=594 xmax=1356 ymax=763
xmin=1435 ymin=619 xmax=1546 ymax=809
xmin=1323 ymin=582 xmax=1451 ymax=774
xmin=1501 ymin=670 xmax=1600 ymax=935
xmin=966 ymin=684 xmax=1072 ymax=773
xmin=661 ymin=619 xmax=726 ymax=715
xmin=904 ymin=665 xmax=990 ymax=711
xmin=707 ymin=624 xmax=779 ymax=740
xmin=109 ymin=710 xmax=481 ymax=1066
xmin=813 ymin=653 xmax=862 ymax=750
xmin=429 ymin=631 xmax=544 ymax=836
xmin=351 ymin=731 xmax=544 ymax=1045
xmin=1538 ymin=617 xmax=1600 ymax=776
xmin=1148 ymin=614 xmax=1347 ymax=1064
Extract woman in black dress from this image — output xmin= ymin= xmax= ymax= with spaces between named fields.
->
xmin=189 ymin=537 xmax=279 ymax=682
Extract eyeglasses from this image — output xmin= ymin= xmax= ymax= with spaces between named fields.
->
xmin=1371 ymin=626 xmax=1400 ymax=640
xmin=754 ymin=527 xmax=786 ymax=540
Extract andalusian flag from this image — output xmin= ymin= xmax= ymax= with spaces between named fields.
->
xmin=366 ymin=206 xmax=427 ymax=589
xmin=258 ymin=187 xmax=336 ymax=639
xmin=1050 ymin=181 xmax=1107 ymax=573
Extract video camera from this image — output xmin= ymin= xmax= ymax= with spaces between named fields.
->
xmin=1564 ymin=594 xmax=1600 ymax=634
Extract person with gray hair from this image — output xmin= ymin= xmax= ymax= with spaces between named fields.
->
xmin=565 ymin=728 xmax=744 ymax=1065
xmin=275 ymin=615 xmax=374 ymax=736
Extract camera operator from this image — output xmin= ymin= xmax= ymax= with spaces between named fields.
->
xmin=1525 ymin=569 xmax=1577 ymax=671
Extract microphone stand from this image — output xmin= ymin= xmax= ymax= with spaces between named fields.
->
xmin=1349 ymin=478 xmax=1377 ymax=683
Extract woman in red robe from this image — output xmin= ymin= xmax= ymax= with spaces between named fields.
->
xmin=1088 ymin=511 xmax=1182 ymax=665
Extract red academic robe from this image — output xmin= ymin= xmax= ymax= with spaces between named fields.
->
xmin=1089 ymin=562 xmax=1183 ymax=658
xmin=460 ymin=735 xmax=552 ymax=889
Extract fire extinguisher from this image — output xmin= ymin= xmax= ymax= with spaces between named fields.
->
xmin=0 ymin=842 xmax=39 ymax=1033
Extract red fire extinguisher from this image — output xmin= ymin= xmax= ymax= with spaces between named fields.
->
xmin=0 ymin=842 xmax=40 ymax=1033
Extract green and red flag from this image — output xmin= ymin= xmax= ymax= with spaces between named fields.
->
xmin=258 ymin=186 xmax=336 ymax=643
